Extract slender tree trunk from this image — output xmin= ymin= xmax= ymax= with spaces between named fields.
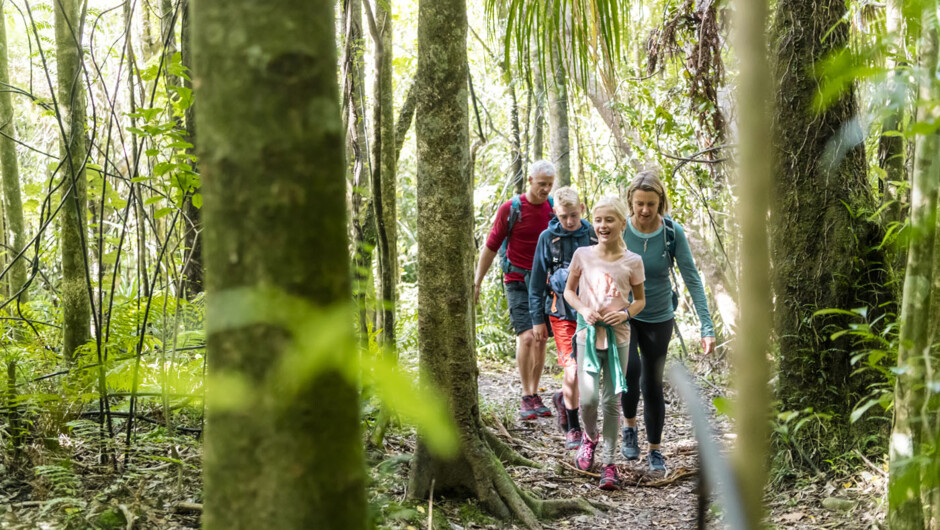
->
xmin=139 ymin=0 xmax=156 ymax=61
xmin=546 ymin=37 xmax=570 ymax=187
xmin=194 ymin=0 xmax=367 ymax=527
xmin=161 ymin=0 xmax=178 ymax=88
xmin=530 ymin=49 xmax=545 ymax=162
xmin=888 ymin=11 xmax=939 ymax=529
xmin=770 ymin=0 xmax=894 ymax=461
xmin=366 ymin=0 xmax=397 ymax=349
xmin=55 ymin=0 xmax=90 ymax=364
xmin=0 ymin=0 xmax=27 ymax=449
xmin=509 ymin=77 xmax=524 ymax=194
xmin=180 ymin=0 xmax=201 ymax=297
xmin=879 ymin=0 xmax=909 ymax=230
xmin=344 ymin=0 xmax=376 ymax=340
xmin=731 ymin=0 xmax=772 ymax=523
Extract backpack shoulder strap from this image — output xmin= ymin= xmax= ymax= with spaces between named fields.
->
xmin=662 ymin=215 xmax=676 ymax=266
xmin=506 ymin=195 xmax=522 ymax=236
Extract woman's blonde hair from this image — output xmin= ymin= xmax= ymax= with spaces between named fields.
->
xmin=592 ymin=196 xmax=629 ymax=224
xmin=625 ymin=169 xmax=670 ymax=216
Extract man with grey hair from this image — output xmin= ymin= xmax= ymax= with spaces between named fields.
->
xmin=475 ymin=161 xmax=556 ymax=420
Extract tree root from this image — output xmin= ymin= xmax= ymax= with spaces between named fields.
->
xmin=483 ymin=428 xmax=542 ymax=468
xmin=518 ymin=489 xmax=604 ymax=519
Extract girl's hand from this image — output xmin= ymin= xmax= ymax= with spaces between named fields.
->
xmin=583 ymin=309 xmax=604 ymax=325
xmin=601 ymin=310 xmax=628 ymax=326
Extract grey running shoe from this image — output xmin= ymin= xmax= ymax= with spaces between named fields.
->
xmin=531 ymin=394 xmax=552 ymax=417
xmin=621 ymin=426 xmax=640 ymax=460
xmin=648 ymin=449 xmax=667 ymax=477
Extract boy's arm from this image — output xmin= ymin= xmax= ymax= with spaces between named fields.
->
xmin=528 ymin=234 xmax=550 ymax=325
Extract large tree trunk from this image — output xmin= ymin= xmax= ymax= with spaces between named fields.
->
xmin=546 ymin=37 xmax=570 ymax=188
xmin=0 ymin=0 xmax=28 ymax=449
xmin=887 ymin=12 xmax=939 ymax=529
xmin=194 ymin=0 xmax=367 ymax=528
xmin=731 ymin=0 xmax=772 ymax=523
xmin=55 ymin=0 xmax=90 ymax=364
xmin=408 ymin=2 xmax=597 ymax=527
xmin=770 ymin=0 xmax=894 ymax=461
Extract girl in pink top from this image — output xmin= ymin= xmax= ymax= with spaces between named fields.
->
xmin=564 ymin=196 xmax=646 ymax=490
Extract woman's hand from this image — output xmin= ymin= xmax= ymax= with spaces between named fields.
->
xmin=702 ymin=336 xmax=716 ymax=355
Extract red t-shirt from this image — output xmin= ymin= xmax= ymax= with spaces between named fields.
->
xmin=485 ymin=195 xmax=554 ymax=283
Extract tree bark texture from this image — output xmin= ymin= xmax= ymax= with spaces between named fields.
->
xmin=409 ymin=0 xmax=487 ymax=499
xmin=194 ymin=1 xmax=367 ymax=528
xmin=878 ymin=0 xmax=910 ymax=231
xmin=546 ymin=37 xmax=570 ymax=187
xmin=180 ymin=0 xmax=202 ymax=297
xmin=0 ymin=0 xmax=27 ymax=305
xmin=369 ymin=0 xmax=398 ymax=348
xmin=770 ymin=0 xmax=894 ymax=459
xmin=55 ymin=0 xmax=90 ymax=364
xmin=731 ymin=0 xmax=773 ymax=523
xmin=887 ymin=14 xmax=939 ymax=529
xmin=344 ymin=0 xmax=376 ymax=340
xmin=0 ymin=0 xmax=27 ymax=449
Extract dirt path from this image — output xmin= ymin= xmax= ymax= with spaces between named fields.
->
xmin=472 ymin=357 xmax=722 ymax=529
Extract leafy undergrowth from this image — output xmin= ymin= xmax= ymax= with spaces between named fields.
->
xmin=1 ymin=350 xmax=889 ymax=529
xmin=1 ymin=410 xmax=203 ymax=529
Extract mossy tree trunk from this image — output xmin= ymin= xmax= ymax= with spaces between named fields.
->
xmin=546 ymin=36 xmax=570 ymax=187
xmin=55 ymin=0 xmax=91 ymax=364
xmin=888 ymin=10 xmax=939 ymax=528
xmin=769 ymin=0 xmax=894 ymax=460
xmin=366 ymin=0 xmax=397 ymax=349
xmin=409 ymin=2 xmax=598 ymax=527
xmin=194 ymin=0 xmax=367 ymax=528
xmin=0 ymin=0 xmax=28 ymax=449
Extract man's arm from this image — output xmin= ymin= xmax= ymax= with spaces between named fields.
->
xmin=474 ymin=246 xmax=498 ymax=304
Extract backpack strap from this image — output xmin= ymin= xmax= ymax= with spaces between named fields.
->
xmin=662 ymin=215 xmax=677 ymax=267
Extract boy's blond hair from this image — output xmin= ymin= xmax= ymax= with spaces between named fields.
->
xmin=552 ymin=186 xmax=581 ymax=208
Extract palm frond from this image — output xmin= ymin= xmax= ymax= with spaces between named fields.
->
xmin=484 ymin=0 xmax=633 ymax=89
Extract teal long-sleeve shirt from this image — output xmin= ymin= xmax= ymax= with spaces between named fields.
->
xmin=623 ymin=217 xmax=715 ymax=337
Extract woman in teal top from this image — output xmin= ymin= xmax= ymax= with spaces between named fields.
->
xmin=619 ymin=170 xmax=716 ymax=477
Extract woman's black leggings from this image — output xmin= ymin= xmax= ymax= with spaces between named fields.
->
xmin=620 ymin=318 xmax=674 ymax=445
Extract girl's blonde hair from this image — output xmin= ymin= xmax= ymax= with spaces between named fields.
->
xmin=592 ymin=196 xmax=629 ymax=224
xmin=625 ymin=169 xmax=670 ymax=216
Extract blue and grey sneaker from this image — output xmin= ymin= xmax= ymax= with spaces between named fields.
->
xmin=621 ymin=426 xmax=640 ymax=460
xmin=648 ymin=449 xmax=667 ymax=477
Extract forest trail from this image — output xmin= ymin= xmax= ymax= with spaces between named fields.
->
xmin=428 ymin=356 xmax=885 ymax=529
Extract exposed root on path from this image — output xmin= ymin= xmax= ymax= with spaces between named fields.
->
xmin=483 ymin=428 xmax=542 ymax=468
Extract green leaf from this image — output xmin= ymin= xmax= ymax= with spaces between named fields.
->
xmin=191 ymin=193 xmax=203 ymax=209
xmin=154 ymin=207 xmax=175 ymax=219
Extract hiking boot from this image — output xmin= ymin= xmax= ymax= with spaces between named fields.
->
xmin=553 ymin=392 xmax=567 ymax=432
xmin=621 ymin=426 xmax=640 ymax=460
xmin=648 ymin=449 xmax=667 ymax=478
xmin=565 ymin=429 xmax=583 ymax=450
xmin=531 ymin=394 xmax=552 ymax=417
xmin=519 ymin=396 xmax=537 ymax=421
xmin=574 ymin=436 xmax=597 ymax=471
xmin=599 ymin=464 xmax=621 ymax=491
